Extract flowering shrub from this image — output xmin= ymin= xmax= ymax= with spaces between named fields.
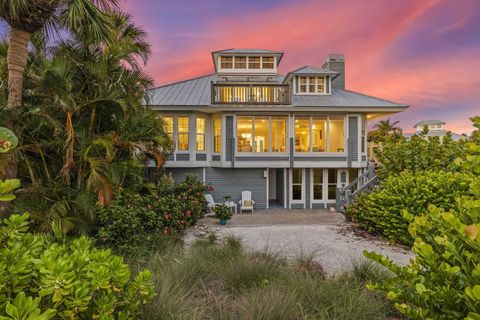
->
xmin=0 ymin=213 xmax=154 ymax=319
xmin=347 ymin=170 xmax=472 ymax=245
xmin=96 ymin=175 xmax=208 ymax=250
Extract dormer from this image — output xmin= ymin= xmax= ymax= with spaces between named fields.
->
xmin=212 ymin=48 xmax=283 ymax=75
xmin=283 ymin=66 xmax=338 ymax=95
xmin=414 ymin=120 xmax=446 ymax=132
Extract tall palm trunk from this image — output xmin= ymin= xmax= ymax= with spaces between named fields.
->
xmin=7 ymin=27 xmax=31 ymax=108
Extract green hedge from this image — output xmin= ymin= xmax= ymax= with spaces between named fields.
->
xmin=96 ymin=175 xmax=208 ymax=250
xmin=347 ymin=170 xmax=472 ymax=245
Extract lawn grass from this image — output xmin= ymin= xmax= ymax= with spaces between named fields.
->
xmin=128 ymin=235 xmax=401 ymax=320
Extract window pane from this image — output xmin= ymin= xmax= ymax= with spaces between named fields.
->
xmin=237 ymin=117 xmax=253 ymax=152
xmin=317 ymin=77 xmax=325 ymax=93
xmin=196 ymin=118 xmax=205 ymax=151
xmin=162 ymin=116 xmax=174 ymax=140
xmin=262 ymin=56 xmax=274 ymax=69
xmin=293 ymin=185 xmax=302 ymax=200
xmin=248 ymin=57 xmax=260 ymax=69
xmin=312 ymin=118 xmax=327 ymax=152
xmin=213 ymin=118 xmax=221 ymax=153
xmin=299 ymin=77 xmax=307 ymax=93
xmin=177 ymin=117 xmax=189 ymax=151
xmin=313 ymin=185 xmax=323 ymax=200
xmin=292 ymin=169 xmax=302 ymax=184
xmin=313 ymin=169 xmax=323 ymax=183
xmin=234 ymin=56 xmax=246 ymax=69
xmin=220 ymin=56 xmax=233 ymax=69
xmin=328 ymin=169 xmax=337 ymax=184
xmin=308 ymin=77 xmax=315 ymax=93
xmin=328 ymin=185 xmax=337 ymax=200
xmin=295 ymin=118 xmax=310 ymax=152
xmin=271 ymin=117 xmax=286 ymax=152
xmin=329 ymin=118 xmax=345 ymax=152
xmin=254 ymin=117 xmax=270 ymax=152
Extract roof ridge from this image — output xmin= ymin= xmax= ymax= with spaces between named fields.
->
xmin=337 ymin=89 xmax=408 ymax=107
xmin=148 ymin=74 xmax=216 ymax=91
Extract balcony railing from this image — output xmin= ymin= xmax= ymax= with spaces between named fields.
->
xmin=211 ymin=83 xmax=291 ymax=105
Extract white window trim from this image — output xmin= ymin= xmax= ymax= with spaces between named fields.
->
xmin=294 ymin=76 xmax=330 ymax=95
xmin=310 ymin=168 xmax=325 ymax=204
xmin=289 ymin=168 xmax=305 ymax=204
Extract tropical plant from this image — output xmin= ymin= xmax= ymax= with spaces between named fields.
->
xmin=368 ymin=118 xmax=402 ymax=143
xmin=374 ymin=130 xmax=465 ymax=179
xmin=0 ymin=213 xmax=155 ymax=319
xmin=0 ymin=0 xmax=117 ymax=109
xmin=0 ymin=10 xmax=171 ymax=233
xmin=364 ymin=133 xmax=480 ymax=319
xmin=0 ymin=178 xmax=20 ymax=202
xmin=347 ymin=170 xmax=471 ymax=245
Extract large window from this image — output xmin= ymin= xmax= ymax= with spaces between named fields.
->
xmin=297 ymin=76 xmax=326 ymax=94
xmin=262 ymin=56 xmax=274 ymax=69
xmin=234 ymin=56 xmax=246 ymax=69
xmin=312 ymin=169 xmax=323 ymax=200
xmin=329 ymin=118 xmax=345 ymax=152
xmin=294 ymin=118 xmax=310 ymax=152
xmin=213 ymin=118 xmax=222 ymax=153
xmin=327 ymin=169 xmax=337 ymax=200
xmin=292 ymin=169 xmax=303 ymax=201
xmin=237 ymin=116 xmax=286 ymax=153
xmin=177 ymin=116 xmax=189 ymax=151
xmin=196 ymin=118 xmax=205 ymax=151
xmin=271 ymin=117 xmax=286 ymax=152
xmin=295 ymin=116 xmax=345 ymax=153
xmin=162 ymin=116 xmax=174 ymax=140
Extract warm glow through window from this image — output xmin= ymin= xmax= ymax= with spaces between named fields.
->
xmin=196 ymin=118 xmax=205 ymax=151
xmin=162 ymin=116 xmax=174 ymax=141
xmin=296 ymin=76 xmax=326 ymax=94
xmin=177 ymin=116 xmax=189 ymax=151
xmin=237 ymin=116 xmax=286 ymax=152
xmin=295 ymin=116 xmax=344 ymax=152
xmin=213 ymin=118 xmax=222 ymax=153
xmin=295 ymin=118 xmax=310 ymax=152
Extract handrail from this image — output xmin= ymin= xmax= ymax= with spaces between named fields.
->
xmin=211 ymin=83 xmax=291 ymax=105
xmin=336 ymin=162 xmax=379 ymax=212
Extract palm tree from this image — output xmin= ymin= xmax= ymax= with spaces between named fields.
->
xmin=0 ymin=0 xmax=117 ymax=108
xmin=374 ymin=119 xmax=402 ymax=136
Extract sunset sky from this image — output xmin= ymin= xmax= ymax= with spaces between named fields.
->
xmin=2 ymin=0 xmax=480 ymax=133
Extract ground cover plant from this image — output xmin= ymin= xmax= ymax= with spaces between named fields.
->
xmin=347 ymin=170 xmax=472 ymax=245
xmin=129 ymin=235 xmax=401 ymax=320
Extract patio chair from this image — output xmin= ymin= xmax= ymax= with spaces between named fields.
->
xmin=205 ymin=194 xmax=222 ymax=216
xmin=239 ymin=191 xmax=255 ymax=213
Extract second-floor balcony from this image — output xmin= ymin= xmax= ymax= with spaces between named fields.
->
xmin=211 ymin=83 xmax=291 ymax=105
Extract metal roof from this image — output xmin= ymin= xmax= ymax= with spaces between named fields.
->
xmin=287 ymin=65 xmax=338 ymax=75
xmin=413 ymin=120 xmax=446 ymax=127
xmin=212 ymin=48 xmax=283 ymax=54
xmin=145 ymin=75 xmax=407 ymax=109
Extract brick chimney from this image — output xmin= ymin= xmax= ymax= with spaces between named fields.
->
xmin=322 ymin=54 xmax=345 ymax=90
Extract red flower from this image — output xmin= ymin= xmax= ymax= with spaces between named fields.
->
xmin=163 ymin=228 xmax=168 ymax=235
xmin=147 ymin=204 xmax=152 ymax=209
xmin=186 ymin=210 xmax=191 ymax=216
xmin=180 ymin=220 xmax=184 ymax=224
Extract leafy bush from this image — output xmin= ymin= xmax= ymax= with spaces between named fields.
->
xmin=213 ymin=204 xmax=232 ymax=221
xmin=347 ymin=170 xmax=471 ymax=245
xmin=96 ymin=175 xmax=207 ymax=250
xmin=364 ymin=136 xmax=480 ymax=319
xmin=0 ymin=213 xmax=154 ymax=319
xmin=374 ymin=131 xmax=465 ymax=179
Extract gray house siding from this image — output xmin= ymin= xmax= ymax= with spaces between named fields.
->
xmin=167 ymin=168 xmax=203 ymax=183
xmin=276 ymin=169 xmax=284 ymax=207
xmin=305 ymin=168 xmax=310 ymax=208
xmin=348 ymin=116 xmax=358 ymax=166
xmin=205 ymin=168 xmax=267 ymax=208
xmin=225 ymin=116 xmax=234 ymax=162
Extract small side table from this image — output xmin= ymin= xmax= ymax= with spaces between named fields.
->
xmin=224 ymin=201 xmax=237 ymax=214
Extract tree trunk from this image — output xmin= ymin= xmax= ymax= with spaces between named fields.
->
xmin=7 ymin=27 xmax=31 ymax=108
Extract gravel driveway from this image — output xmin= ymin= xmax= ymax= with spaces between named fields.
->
xmin=188 ymin=210 xmax=414 ymax=276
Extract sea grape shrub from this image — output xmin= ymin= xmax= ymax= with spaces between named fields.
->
xmin=0 ymin=213 xmax=154 ymax=319
xmin=96 ymin=175 xmax=208 ymax=250
xmin=347 ymin=170 xmax=471 ymax=245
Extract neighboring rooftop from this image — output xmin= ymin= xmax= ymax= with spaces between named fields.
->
xmin=413 ymin=120 xmax=446 ymax=127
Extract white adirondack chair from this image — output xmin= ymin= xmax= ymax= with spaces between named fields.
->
xmin=205 ymin=194 xmax=222 ymax=216
xmin=239 ymin=191 xmax=255 ymax=213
